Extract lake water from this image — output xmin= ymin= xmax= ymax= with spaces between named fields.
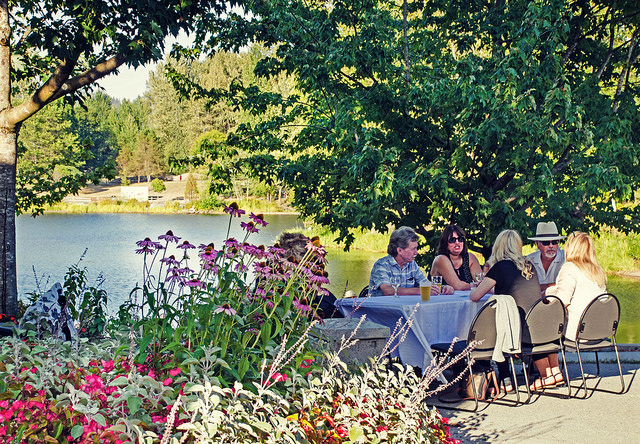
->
xmin=16 ymin=213 xmax=639 ymax=343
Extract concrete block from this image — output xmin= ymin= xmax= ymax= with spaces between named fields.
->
xmin=313 ymin=318 xmax=390 ymax=364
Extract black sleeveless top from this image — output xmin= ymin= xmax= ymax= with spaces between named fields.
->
xmin=447 ymin=254 xmax=473 ymax=284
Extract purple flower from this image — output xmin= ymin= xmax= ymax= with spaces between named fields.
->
xmin=135 ymin=246 xmax=155 ymax=255
xmin=166 ymin=273 xmax=185 ymax=284
xmin=235 ymin=263 xmax=248 ymax=273
xmin=160 ymin=255 xmax=180 ymax=266
xmin=249 ymin=213 xmax=268 ymax=227
xmin=225 ymin=238 xmax=240 ymax=248
xmin=203 ymin=262 xmax=219 ymax=273
xmin=223 ymin=202 xmax=246 ymax=217
xmin=268 ymin=245 xmax=286 ymax=256
xmin=240 ymin=221 xmax=259 ymax=233
xmin=136 ymin=237 xmax=163 ymax=250
xmin=185 ymin=279 xmax=205 ymax=288
xmin=241 ymin=243 xmax=266 ymax=258
xmin=214 ymin=303 xmax=237 ymax=316
xmin=177 ymin=241 xmax=196 ymax=250
xmin=292 ymin=299 xmax=311 ymax=313
xmin=253 ymin=262 xmax=272 ymax=276
xmin=158 ymin=230 xmax=181 ymax=243
xmin=199 ymin=247 xmax=218 ymax=261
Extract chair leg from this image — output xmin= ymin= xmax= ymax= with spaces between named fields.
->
xmin=612 ymin=339 xmax=626 ymax=394
xmin=595 ymin=350 xmax=600 ymax=376
xmin=506 ymin=356 xmax=519 ymax=404
xmin=575 ymin=344 xmax=588 ymax=399
xmin=521 ymin=358 xmax=532 ymax=403
xmin=467 ymin=361 xmax=479 ymax=412
xmin=559 ymin=345 xmax=571 ymax=398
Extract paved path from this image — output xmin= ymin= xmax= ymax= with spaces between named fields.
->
xmin=433 ymin=360 xmax=640 ymax=443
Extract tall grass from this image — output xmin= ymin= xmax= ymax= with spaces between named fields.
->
xmin=42 ymin=197 xmax=293 ymax=215
xmin=594 ymin=228 xmax=640 ymax=273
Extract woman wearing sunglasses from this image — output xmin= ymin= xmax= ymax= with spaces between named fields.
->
xmin=430 ymin=224 xmax=483 ymax=291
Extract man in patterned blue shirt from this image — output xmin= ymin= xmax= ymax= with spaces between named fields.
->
xmin=369 ymin=226 xmax=431 ymax=297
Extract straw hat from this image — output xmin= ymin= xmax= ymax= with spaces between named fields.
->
xmin=527 ymin=221 xmax=566 ymax=241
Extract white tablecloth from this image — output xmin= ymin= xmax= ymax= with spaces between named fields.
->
xmin=336 ymin=291 xmax=488 ymax=372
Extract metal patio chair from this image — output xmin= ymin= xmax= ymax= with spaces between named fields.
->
xmin=520 ymin=295 xmax=570 ymax=402
xmin=563 ymin=293 xmax=625 ymax=398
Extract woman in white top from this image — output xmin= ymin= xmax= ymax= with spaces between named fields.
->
xmin=533 ymin=232 xmax=607 ymax=390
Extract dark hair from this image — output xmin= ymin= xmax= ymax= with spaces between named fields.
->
xmin=437 ymin=224 xmax=469 ymax=257
xmin=277 ymin=232 xmax=309 ymax=261
xmin=387 ymin=226 xmax=419 ymax=256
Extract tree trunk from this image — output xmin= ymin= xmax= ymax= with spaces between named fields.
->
xmin=0 ymin=129 xmax=18 ymax=316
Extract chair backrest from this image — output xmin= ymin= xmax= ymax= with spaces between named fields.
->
xmin=358 ymin=285 xmax=369 ymax=298
xmin=467 ymin=299 xmax=497 ymax=359
xmin=577 ymin=293 xmax=620 ymax=341
xmin=522 ymin=295 xmax=566 ymax=346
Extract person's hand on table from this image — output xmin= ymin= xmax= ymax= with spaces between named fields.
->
xmin=439 ymin=284 xmax=454 ymax=295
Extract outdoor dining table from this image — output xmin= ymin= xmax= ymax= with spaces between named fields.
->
xmin=335 ymin=291 xmax=490 ymax=378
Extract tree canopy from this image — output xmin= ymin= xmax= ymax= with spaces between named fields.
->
xmin=191 ymin=0 xmax=640 ymax=256
xmin=0 ymin=0 xmax=236 ymax=315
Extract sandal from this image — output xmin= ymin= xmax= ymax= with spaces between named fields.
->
xmin=552 ymin=372 xmax=565 ymax=386
xmin=529 ymin=375 xmax=556 ymax=391
xmin=502 ymin=377 xmax=514 ymax=393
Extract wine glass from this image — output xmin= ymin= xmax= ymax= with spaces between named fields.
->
xmin=475 ymin=272 xmax=485 ymax=283
xmin=390 ymin=276 xmax=400 ymax=298
xmin=431 ymin=276 xmax=442 ymax=294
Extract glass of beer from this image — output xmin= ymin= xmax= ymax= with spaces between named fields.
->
xmin=420 ymin=282 xmax=431 ymax=302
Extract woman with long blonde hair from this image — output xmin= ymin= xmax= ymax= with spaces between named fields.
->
xmin=470 ymin=230 xmax=541 ymax=391
xmin=532 ymin=232 xmax=607 ymax=390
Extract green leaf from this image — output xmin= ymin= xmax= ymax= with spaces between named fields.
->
xmin=93 ymin=413 xmax=107 ymax=427
xmin=70 ymin=425 xmax=84 ymax=439
xmin=127 ymin=395 xmax=142 ymax=415
xmin=260 ymin=320 xmax=272 ymax=350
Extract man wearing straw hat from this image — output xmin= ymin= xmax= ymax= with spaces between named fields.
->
xmin=526 ymin=221 xmax=566 ymax=291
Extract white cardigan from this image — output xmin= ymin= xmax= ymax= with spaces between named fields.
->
xmin=546 ymin=262 xmax=606 ymax=340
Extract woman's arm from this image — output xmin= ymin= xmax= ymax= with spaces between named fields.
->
xmin=431 ymin=255 xmax=472 ymax=290
xmin=469 ymin=253 xmax=483 ymax=279
xmin=470 ymin=276 xmax=496 ymax=302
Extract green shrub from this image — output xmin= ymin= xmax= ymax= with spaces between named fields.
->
xmin=151 ymin=178 xmax=166 ymax=192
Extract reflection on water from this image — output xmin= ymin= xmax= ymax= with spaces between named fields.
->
xmin=16 ymin=213 xmax=640 ymax=343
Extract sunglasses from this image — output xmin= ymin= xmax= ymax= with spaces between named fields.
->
xmin=540 ymin=240 xmax=559 ymax=246
xmin=448 ymin=236 xmax=465 ymax=244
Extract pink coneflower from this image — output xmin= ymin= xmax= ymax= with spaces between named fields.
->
xmin=223 ymin=202 xmax=246 ymax=217
xmin=224 ymin=238 xmax=240 ymax=248
xmin=214 ymin=303 xmax=237 ymax=316
xmin=240 ymin=221 xmax=259 ymax=233
xmin=136 ymin=237 xmax=163 ymax=249
xmin=199 ymin=247 xmax=218 ymax=261
xmin=253 ymin=262 xmax=272 ymax=276
xmin=165 ymin=273 xmax=184 ymax=284
xmin=235 ymin=263 xmax=248 ymax=273
xmin=292 ymin=299 xmax=311 ymax=313
xmin=242 ymin=244 xmax=266 ymax=258
xmin=135 ymin=246 xmax=155 ymax=255
xmin=158 ymin=230 xmax=181 ymax=243
xmin=160 ymin=255 xmax=180 ymax=266
xmin=249 ymin=213 xmax=268 ymax=227
xmin=177 ymin=241 xmax=196 ymax=250
xmin=185 ymin=279 xmax=205 ymax=288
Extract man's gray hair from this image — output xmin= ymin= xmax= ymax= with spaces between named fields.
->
xmin=387 ymin=226 xmax=419 ymax=256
